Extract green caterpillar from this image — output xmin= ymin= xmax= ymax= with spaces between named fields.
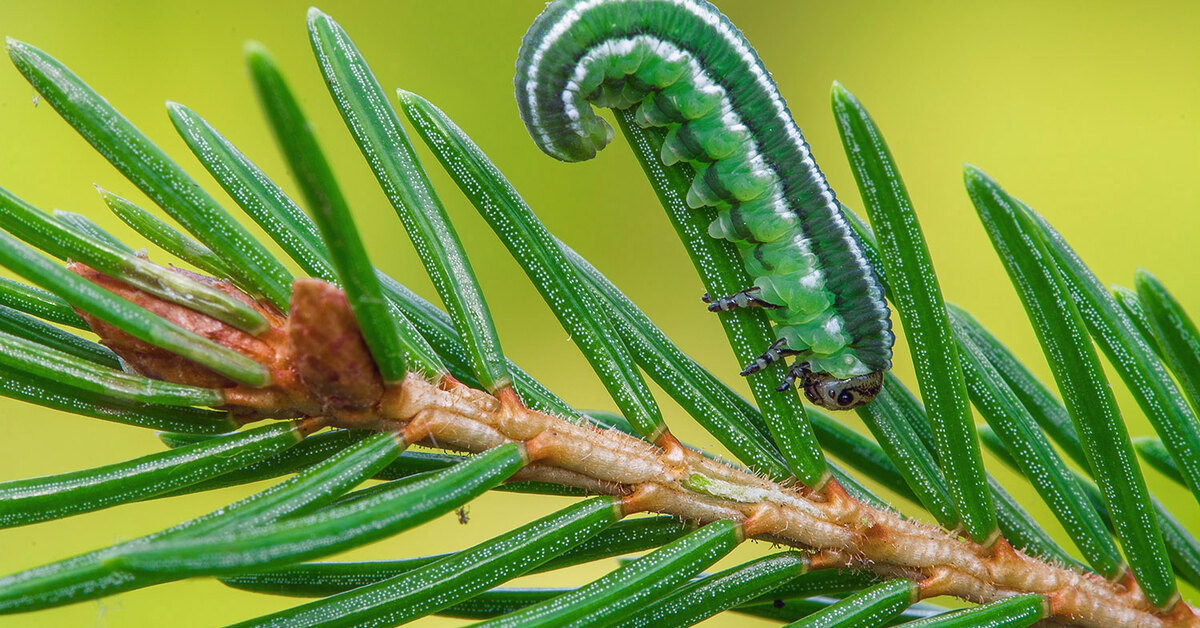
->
xmin=515 ymin=0 xmax=893 ymax=410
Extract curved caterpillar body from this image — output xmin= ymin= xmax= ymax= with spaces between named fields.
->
xmin=515 ymin=0 xmax=893 ymax=410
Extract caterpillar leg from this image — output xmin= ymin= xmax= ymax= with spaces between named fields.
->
xmin=776 ymin=361 xmax=812 ymax=393
xmin=702 ymin=287 xmax=781 ymax=312
xmin=740 ymin=338 xmax=799 ymax=377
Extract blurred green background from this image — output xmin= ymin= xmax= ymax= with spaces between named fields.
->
xmin=0 ymin=1 xmax=1197 ymax=625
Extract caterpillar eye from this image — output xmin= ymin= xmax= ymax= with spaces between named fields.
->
xmin=836 ymin=390 xmax=855 ymax=407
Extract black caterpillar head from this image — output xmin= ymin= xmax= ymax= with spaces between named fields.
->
xmin=803 ymin=371 xmax=884 ymax=411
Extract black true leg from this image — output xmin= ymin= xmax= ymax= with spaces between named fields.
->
xmin=740 ymin=338 xmax=799 ymax=376
xmin=776 ymin=361 xmax=811 ymax=392
xmin=702 ymin=286 xmax=781 ymax=312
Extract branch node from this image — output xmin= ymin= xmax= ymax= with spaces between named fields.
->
xmin=495 ymin=385 xmax=525 ymax=413
xmin=524 ymin=429 xmax=561 ymax=463
xmin=402 ymin=414 xmax=433 ymax=444
xmin=918 ymin=567 xmax=957 ymax=599
xmin=621 ymin=482 xmax=666 ymax=515
xmin=655 ymin=429 xmax=687 ymax=466
xmin=742 ymin=502 xmax=787 ymax=538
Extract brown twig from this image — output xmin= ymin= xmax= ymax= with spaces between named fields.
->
xmin=75 ymin=272 xmax=1196 ymax=626
xmin=358 ymin=372 xmax=1197 ymax=628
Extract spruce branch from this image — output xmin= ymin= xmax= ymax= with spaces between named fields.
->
xmin=264 ymin=360 xmax=1198 ymax=628
xmin=59 ymin=265 xmax=1198 ymax=627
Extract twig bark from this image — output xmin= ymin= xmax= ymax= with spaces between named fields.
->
xmin=76 ymin=271 xmax=1196 ymax=626
xmin=361 ymin=373 xmax=1198 ymax=628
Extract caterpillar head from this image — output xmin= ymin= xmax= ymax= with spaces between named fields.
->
xmin=803 ymin=371 xmax=884 ymax=411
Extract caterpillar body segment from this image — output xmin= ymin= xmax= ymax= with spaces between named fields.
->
xmin=515 ymin=0 xmax=893 ymax=410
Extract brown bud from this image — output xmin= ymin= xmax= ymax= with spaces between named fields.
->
xmin=69 ymin=263 xmax=286 ymax=388
xmin=72 ymin=266 xmax=388 ymax=425
xmin=287 ymin=278 xmax=384 ymax=411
